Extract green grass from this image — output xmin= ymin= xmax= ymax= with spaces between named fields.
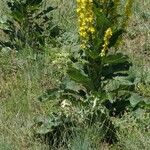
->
xmin=0 ymin=0 xmax=150 ymax=149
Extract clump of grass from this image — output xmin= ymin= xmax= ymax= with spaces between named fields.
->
xmin=112 ymin=112 xmax=150 ymax=150
xmin=0 ymin=47 xmax=63 ymax=149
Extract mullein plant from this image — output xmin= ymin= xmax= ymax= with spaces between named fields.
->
xmin=65 ymin=0 xmax=135 ymax=143
xmin=36 ymin=0 xmax=137 ymax=146
xmin=69 ymin=0 xmax=134 ymax=93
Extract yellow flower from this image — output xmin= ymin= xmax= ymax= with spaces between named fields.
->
xmin=76 ymin=0 xmax=95 ymax=48
xmin=122 ymin=0 xmax=134 ymax=28
xmin=100 ymin=28 xmax=113 ymax=57
xmin=89 ymin=27 xmax=95 ymax=33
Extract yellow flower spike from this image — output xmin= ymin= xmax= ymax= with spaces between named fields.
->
xmin=76 ymin=0 xmax=95 ymax=48
xmin=100 ymin=28 xmax=113 ymax=57
xmin=122 ymin=0 xmax=134 ymax=28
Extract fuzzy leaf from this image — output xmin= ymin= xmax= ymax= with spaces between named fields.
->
xmin=38 ymin=88 xmax=60 ymax=102
xmin=129 ymin=93 xmax=143 ymax=107
xmin=103 ymin=53 xmax=129 ymax=65
xmin=67 ymin=67 xmax=92 ymax=90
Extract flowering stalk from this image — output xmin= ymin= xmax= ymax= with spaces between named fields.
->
xmin=122 ymin=0 xmax=134 ymax=28
xmin=113 ymin=0 xmax=120 ymax=16
xmin=76 ymin=0 xmax=95 ymax=48
xmin=100 ymin=27 xmax=113 ymax=57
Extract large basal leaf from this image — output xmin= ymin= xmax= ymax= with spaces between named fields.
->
xmin=129 ymin=93 xmax=150 ymax=109
xmin=33 ymin=115 xmax=61 ymax=134
xmin=102 ymin=61 xmax=132 ymax=80
xmin=115 ymin=77 xmax=135 ymax=91
xmin=106 ymin=77 xmax=135 ymax=93
xmin=129 ymin=93 xmax=142 ymax=108
xmin=67 ymin=67 xmax=92 ymax=90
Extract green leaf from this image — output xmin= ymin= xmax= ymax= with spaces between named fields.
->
xmin=138 ymin=101 xmax=150 ymax=109
xmin=86 ymin=49 xmax=100 ymax=59
xmin=116 ymin=77 xmax=135 ymax=91
xmin=94 ymin=11 xmax=110 ymax=33
xmin=67 ymin=67 xmax=92 ymax=90
xmin=129 ymin=93 xmax=143 ymax=107
xmin=26 ymin=0 xmax=43 ymax=6
xmin=7 ymin=1 xmax=26 ymax=23
xmin=11 ymin=13 xmax=24 ymax=23
xmin=38 ymin=88 xmax=60 ymax=102
xmin=103 ymin=53 xmax=129 ymax=65
xmin=102 ymin=61 xmax=132 ymax=80
xmin=34 ymin=116 xmax=59 ymax=134
xmin=133 ymin=108 xmax=146 ymax=118
xmin=91 ymin=91 xmax=107 ymax=102
xmin=130 ymin=93 xmax=150 ymax=109
xmin=109 ymin=29 xmax=125 ymax=48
